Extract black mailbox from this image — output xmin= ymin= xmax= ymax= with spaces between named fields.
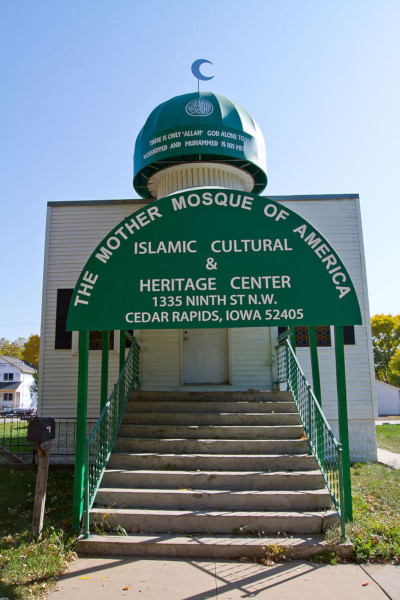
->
xmin=28 ymin=417 xmax=56 ymax=443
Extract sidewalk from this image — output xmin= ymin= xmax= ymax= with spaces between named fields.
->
xmin=377 ymin=447 xmax=400 ymax=469
xmin=47 ymin=557 xmax=400 ymax=600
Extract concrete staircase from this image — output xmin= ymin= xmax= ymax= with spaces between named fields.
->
xmin=77 ymin=391 xmax=341 ymax=558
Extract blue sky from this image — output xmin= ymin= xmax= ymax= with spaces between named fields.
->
xmin=1 ymin=0 xmax=399 ymax=340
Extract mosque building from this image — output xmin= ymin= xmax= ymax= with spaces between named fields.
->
xmin=38 ymin=65 xmax=377 ymax=552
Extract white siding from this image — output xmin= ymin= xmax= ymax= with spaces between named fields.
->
xmin=276 ymin=198 xmax=377 ymax=461
xmin=138 ymin=329 xmax=182 ymax=389
xmin=230 ymin=328 xmax=272 ymax=389
xmin=39 ymin=202 xmax=147 ymax=418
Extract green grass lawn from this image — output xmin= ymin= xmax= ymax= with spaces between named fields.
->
xmin=0 ymin=466 xmax=75 ymax=600
xmin=326 ymin=462 xmax=400 ymax=563
xmin=376 ymin=424 xmax=400 ymax=454
xmin=0 ymin=422 xmax=33 ymax=454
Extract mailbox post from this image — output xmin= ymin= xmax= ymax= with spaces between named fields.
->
xmin=27 ymin=417 xmax=56 ymax=538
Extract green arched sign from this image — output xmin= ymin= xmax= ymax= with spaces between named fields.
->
xmin=67 ymin=189 xmax=362 ymax=331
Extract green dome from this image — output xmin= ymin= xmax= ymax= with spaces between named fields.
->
xmin=133 ymin=92 xmax=267 ymax=198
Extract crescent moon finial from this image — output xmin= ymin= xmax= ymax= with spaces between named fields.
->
xmin=191 ymin=59 xmax=214 ymax=91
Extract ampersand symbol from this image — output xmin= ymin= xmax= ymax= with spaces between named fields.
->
xmin=206 ymin=257 xmax=218 ymax=270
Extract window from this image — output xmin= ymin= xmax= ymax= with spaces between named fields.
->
xmin=278 ymin=325 xmax=356 ymax=346
xmin=3 ymin=393 xmax=13 ymax=402
xmin=296 ymin=326 xmax=331 ymax=347
xmin=125 ymin=330 xmax=134 ymax=348
xmin=89 ymin=331 xmax=115 ymax=351
xmin=55 ymin=289 xmax=73 ymax=349
xmin=4 ymin=373 xmax=13 ymax=381
xmin=278 ymin=326 xmax=331 ymax=347
xmin=343 ymin=326 xmax=356 ymax=345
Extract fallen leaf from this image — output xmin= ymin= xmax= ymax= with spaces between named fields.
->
xmin=79 ymin=577 xmax=90 ymax=580
xmin=123 ymin=587 xmax=130 ymax=590
xmin=362 ymin=583 xmax=370 ymax=587
xmin=101 ymin=577 xmax=109 ymax=579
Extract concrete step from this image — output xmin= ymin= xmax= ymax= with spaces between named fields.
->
xmin=89 ymin=507 xmax=339 ymax=534
xmin=130 ymin=391 xmax=294 ymax=403
xmin=94 ymin=488 xmax=333 ymax=511
xmin=122 ymin=412 xmax=302 ymax=426
xmin=113 ymin=438 xmax=309 ymax=455
xmin=77 ymin=532 xmax=352 ymax=559
xmin=125 ymin=400 xmax=297 ymax=414
xmin=101 ymin=469 xmax=325 ymax=490
xmin=118 ymin=424 xmax=305 ymax=440
xmin=107 ymin=452 xmax=318 ymax=471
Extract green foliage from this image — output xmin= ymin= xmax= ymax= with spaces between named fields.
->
xmin=309 ymin=550 xmax=338 ymax=564
xmin=0 ymin=528 xmax=75 ymax=600
xmin=371 ymin=314 xmax=400 ymax=381
xmin=348 ymin=463 xmax=400 ymax=563
xmin=0 ymin=337 xmax=26 ymax=360
xmin=0 ymin=467 xmax=75 ymax=600
xmin=388 ymin=349 xmax=400 ymax=387
xmin=22 ymin=335 xmax=40 ymax=369
xmin=376 ymin=424 xmax=400 ymax=454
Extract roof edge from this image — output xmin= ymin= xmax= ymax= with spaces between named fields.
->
xmin=47 ymin=193 xmax=360 ymax=208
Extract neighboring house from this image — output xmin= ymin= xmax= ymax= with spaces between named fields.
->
xmin=376 ymin=380 xmax=400 ymax=416
xmin=0 ymin=356 xmax=37 ymax=410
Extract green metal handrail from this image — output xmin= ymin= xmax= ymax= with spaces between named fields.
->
xmin=83 ymin=337 xmax=140 ymax=538
xmin=276 ymin=336 xmax=346 ymax=540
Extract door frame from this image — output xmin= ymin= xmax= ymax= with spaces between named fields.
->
xmin=180 ymin=328 xmax=232 ymax=386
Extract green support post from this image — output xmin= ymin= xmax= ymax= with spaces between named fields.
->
xmin=289 ymin=329 xmax=297 ymax=399
xmin=334 ymin=325 xmax=353 ymax=521
xmin=290 ymin=328 xmax=296 ymax=355
xmin=100 ymin=331 xmax=110 ymax=411
xmin=307 ymin=386 xmax=312 ymax=455
xmin=72 ymin=330 xmax=89 ymax=533
xmin=308 ymin=326 xmax=322 ymax=405
xmin=119 ymin=330 xmax=126 ymax=373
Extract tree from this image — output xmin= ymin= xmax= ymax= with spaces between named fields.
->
xmin=30 ymin=369 xmax=39 ymax=397
xmin=388 ymin=349 xmax=400 ymax=387
xmin=0 ymin=337 xmax=26 ymax=359
xmin=22 ymin=334 xmax=40 ymax=368
xmin=371 ymin=314 xmax=400 ymax=381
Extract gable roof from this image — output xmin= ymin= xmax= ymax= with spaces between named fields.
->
xmin=0 ymin=356 xmax=36 ymax=374
xmin=0 ymin=381 xmax=21 ymax=391
xmin=376 ymin=380 xmax=400 ymax=392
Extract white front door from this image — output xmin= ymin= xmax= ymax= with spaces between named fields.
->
xmin=183 ymin=329 xmax=229 ymax=384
